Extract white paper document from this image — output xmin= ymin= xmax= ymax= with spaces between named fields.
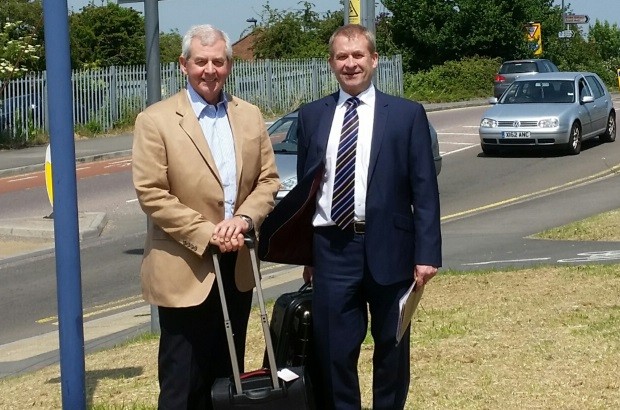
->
xmin=396 ymin=280 xmax=424 ymax=344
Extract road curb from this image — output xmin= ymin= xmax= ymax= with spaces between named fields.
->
xmin=0 ymin=212 xmax=108 ymax=240
xmin=0 ymin=150 xmax=132 ymax=179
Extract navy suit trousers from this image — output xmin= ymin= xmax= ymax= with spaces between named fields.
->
xmin=312 ymin=226 xmax=412 ymax=410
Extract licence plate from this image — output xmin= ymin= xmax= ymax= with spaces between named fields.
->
xmin=502 ymin=131 xmax=531 ymax=138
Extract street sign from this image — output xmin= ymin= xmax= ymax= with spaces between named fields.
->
xmin=563 ymin=14 xmax=590 ymax=24
xmin=558 ymin=30 xmax=575 ymax=38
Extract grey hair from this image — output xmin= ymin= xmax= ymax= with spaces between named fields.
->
xmin=181 ymin=25 xmax=233 ymax=60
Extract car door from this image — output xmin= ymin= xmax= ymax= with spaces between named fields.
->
xmin=577 ymin=77 xmax=595 ymax=136
xmin=584 ymin=75 xmax=609 ymax=134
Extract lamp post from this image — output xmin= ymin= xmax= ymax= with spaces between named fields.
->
xmin=246 ymin=17 xmax=257 ymax=28
xmin=118 ymin=0 xmax=162 ymax=334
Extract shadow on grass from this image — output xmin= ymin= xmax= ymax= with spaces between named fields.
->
xmin=46 ymin=366 xmax=143 ymax=408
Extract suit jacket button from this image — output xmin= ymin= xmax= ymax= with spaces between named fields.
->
xmin=217 ymin=201 xmax=224 ymax=207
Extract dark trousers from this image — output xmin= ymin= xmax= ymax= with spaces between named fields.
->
xmin=157 ymin=252 xmax=253 ymax=410
xmin=313 ymin=227 xmax=412 ymax=410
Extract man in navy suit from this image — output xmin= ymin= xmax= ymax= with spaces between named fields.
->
xmin=262 ymin=24 xmax=441 ymax=409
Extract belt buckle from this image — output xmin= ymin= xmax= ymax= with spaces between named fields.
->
xmin=353 ymin=221 xmax=365 ymax=234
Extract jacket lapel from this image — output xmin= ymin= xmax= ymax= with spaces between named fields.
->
xmin=311 ymin=93 xmax=338 ymax=173
xmin=368 ymin=90 xmax=388 ymax=184
xmin=176 ymin=91 xmax=222 ymax=185
xmin=225 ymin=93 xmax=244 ymax=191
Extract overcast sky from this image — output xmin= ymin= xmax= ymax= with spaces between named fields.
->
xmin=64 ymin=0 xmax=619 ymax=41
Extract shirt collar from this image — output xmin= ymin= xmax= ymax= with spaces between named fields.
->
xmin=186 ymin=82 xmax=228 ymax=117
xmin=338 ymin=84 xmax=375 ymax=108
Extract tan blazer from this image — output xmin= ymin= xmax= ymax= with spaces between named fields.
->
xmin=132 ymin=91 xmax=279 ymax=307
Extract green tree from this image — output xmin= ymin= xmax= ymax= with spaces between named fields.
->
xmin=0 ymin=0 xmax=45 ymax=72
xmin=159 ymin=30 xmax=182 ymax=63
xmin=375 ymin=11 xmax=403 ymax=58
xmin=575 ymin=21 xmax=620 ymax=86
xmin=0 ymin=20 xmax=42 ymax=99
xmin=69 ymin=2 xmax=145 ymax=68
xmin=381 ymin=0 xmax=561 ymax=72
xmin=588 ymin=20 xmax=620 ymax=62
xmin=252 ymin=2 xmax=343 ymax=59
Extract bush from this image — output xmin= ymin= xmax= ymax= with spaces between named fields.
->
xmin=404 ymin=56 xmax=501 ymax=103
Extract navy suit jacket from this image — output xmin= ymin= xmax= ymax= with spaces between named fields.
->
xmin=259 ymin=89 xmax=441 ymax=285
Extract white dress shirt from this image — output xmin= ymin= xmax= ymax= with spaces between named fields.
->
xmin=187 ymin=85 xmax=237 ymax=219
xmin=313 ymin=85 xmax=375 ymax=227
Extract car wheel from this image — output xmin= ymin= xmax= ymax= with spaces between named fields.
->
xmin=481 ymin=143 xmax=499 ymax=156
xmin=566 ymin=123 xmax=581 ymax=155
xmin=599 ymin=112 xmax=616 ymax=143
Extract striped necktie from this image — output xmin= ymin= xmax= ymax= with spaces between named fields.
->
xmin=331 ymin=97 xmax=360 ymax=228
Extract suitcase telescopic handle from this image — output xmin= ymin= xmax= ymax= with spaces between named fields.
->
xmin=210 ymin=234 xmax=281 ymax=395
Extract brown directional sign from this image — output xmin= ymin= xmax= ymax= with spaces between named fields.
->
xmin=563 ymin=14 xmax=590 ymax=24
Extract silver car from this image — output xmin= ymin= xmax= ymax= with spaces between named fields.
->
xmin=269 ymin=110 xmax=443 ymax=202
xmin=493 ymin=59 xmax=559 ymax=98
xmin=479 ymin=72 xmax=616 ymax=155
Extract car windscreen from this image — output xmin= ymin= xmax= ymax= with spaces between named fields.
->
xmin=268 ymin=116 xmax=298 ymax=153
xmin=500 ymin=62 xmax=537 ymax=74
xmin=500 ymin=80 xmax=575 ymax=104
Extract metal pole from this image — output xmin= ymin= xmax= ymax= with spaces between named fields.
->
xmin=362 ymin=0 xmax=376 ymax=35
xmin=42 ymin=0 xmax=86 ymax=408
xmin=145 ymin=0 xmax=162 ymax=106
xmin=144 ymin=0 xmax=162 ymax=333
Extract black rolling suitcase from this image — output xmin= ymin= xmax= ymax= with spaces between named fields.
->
xmin=211 ymin=236 xmax=315 ymax=409
xmin=267 ymin=283 xmax=314 ymax=368
xmin=266 ymin=283 xmax=325 ymax=409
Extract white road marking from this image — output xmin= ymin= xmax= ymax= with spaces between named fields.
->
xmin=463 ymin=257 xmax=550 ymax=266
xmin=441 ymin=144 xmax=479 ymax=156
xmin=104 ymin=159 xmax=132 ymax=169
xmin=557 ymin=250 xmax=620 ymax=263
xmin=8 ymin=175 xmax=37 ymax=183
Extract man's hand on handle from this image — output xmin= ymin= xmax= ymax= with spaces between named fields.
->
xmin=303 ymin=266 xmax=314 ymax=284
xmin=210 ymin=216 xmax=252 ymax=253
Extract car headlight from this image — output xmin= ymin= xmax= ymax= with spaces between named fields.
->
xmin=480 ymin=118 xmax=498 ymax=128
xmin=279 ymin=176 xmax=297 ymax=192
xmin=538 ymin=118 xmax=559 ymax=128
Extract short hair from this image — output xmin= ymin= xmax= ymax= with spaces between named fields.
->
xmin=181 ymin=24 xmax=233 ymax=61
xmin=328 ymin=24 xmax=377 ymax=57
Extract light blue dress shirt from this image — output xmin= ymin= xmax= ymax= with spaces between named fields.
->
xmin=187 ymin=85 xmax=237 ymax=219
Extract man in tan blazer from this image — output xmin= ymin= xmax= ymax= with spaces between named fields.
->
xmin=132 ymin=24 xmax=279 ymax=409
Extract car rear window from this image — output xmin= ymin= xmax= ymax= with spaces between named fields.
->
xmin=500 ymin=62 xmax=537 ymax=74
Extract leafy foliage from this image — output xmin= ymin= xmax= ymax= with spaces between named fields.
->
xmin=381 ymin=0 xmax=561 ymax=72
xmin=69 ymin=3 xmax=146 ymax=68
xmin=405 ymin=56 xmax=501 ymax=102
xmin=252 ymin=2 xmax=344 ymax=59
xmin=0 ymin=20 xmax=42 ymax=82
xmin=159 ymin=31 xmax=182 ymax=63
xmin=0 ymin=0 xmax=44 ymax=71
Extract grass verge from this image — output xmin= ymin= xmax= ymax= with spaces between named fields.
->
xmin=533 ymin=209 xmax=620 ymax=241
xmin=1 ymin=264 xmax=619 ymax=409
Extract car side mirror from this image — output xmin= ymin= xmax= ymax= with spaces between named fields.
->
xmin=581 ymin=96 xmax=595 ymax=104
xmin=488 ymin=97 xmax=498 ymax=105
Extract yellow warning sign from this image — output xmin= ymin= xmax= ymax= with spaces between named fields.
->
xmin=349 ymin=0 xmax=360 ymax=24
xmin=525 ymin=22 xmax=543 ymax=56
xmin=45 ymin=144 xmax=53 ymax=209
xmin=526 ymin=24 xmax=539 ymax=39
